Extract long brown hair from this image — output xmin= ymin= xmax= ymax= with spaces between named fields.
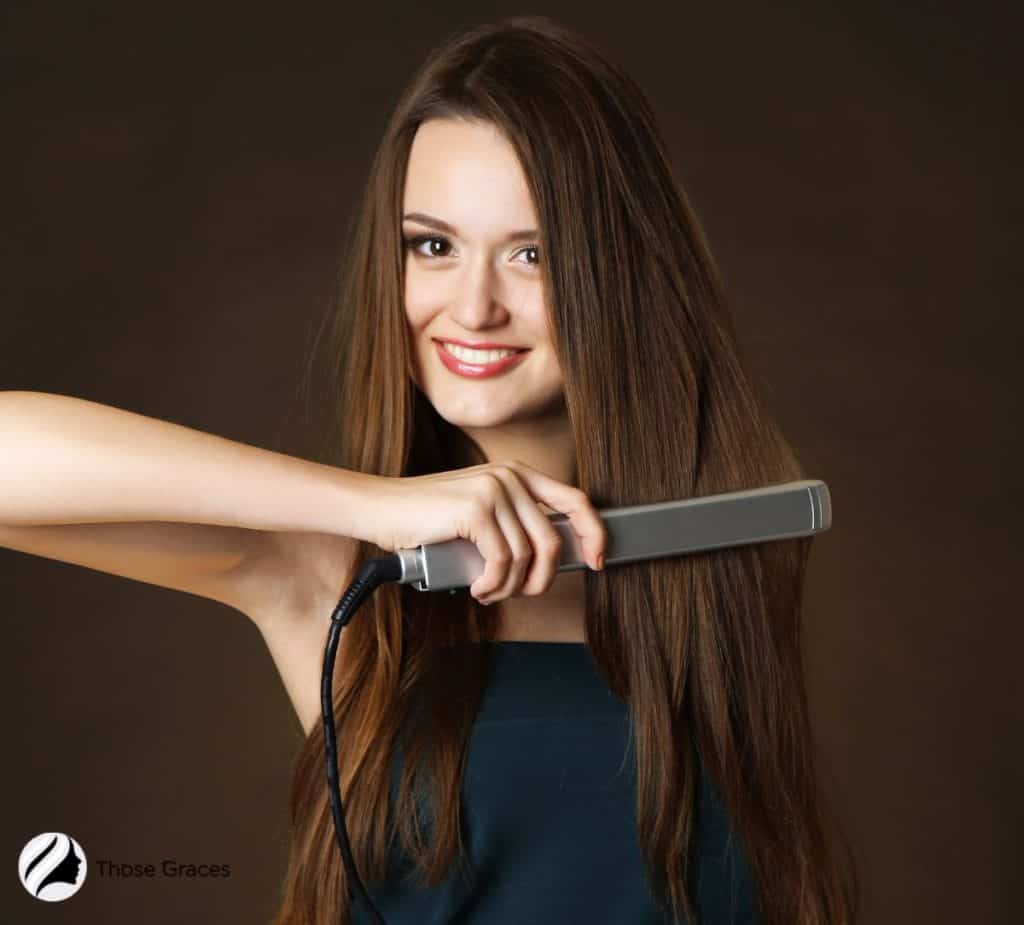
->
xmin=272 ymin=15 xmax=859 ymax=925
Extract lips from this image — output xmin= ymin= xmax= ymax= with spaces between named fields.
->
xmin=432 ymin=338 xmax=528 ymax=351
xmin=434 ymin=340 xmax=531 ymax=379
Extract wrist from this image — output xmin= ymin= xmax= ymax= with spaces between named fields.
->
xmin=327 ymin=467 xmax=386 ymax=546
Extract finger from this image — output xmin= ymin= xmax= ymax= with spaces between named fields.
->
xmin=466 ymin=495 xmax=511 ymax=603
xmin=486 ymin=482 xmax=532 ymax=601
xmin=467 ymin=478 xmax=530 ymax=603
xmin=492 ymin=468 xmax=563 ymax=596
xmin=505 ymin=463 xmax=607 ymax=570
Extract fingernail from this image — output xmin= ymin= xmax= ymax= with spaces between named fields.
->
xmin=597 ymin=554 xmax=605 ymax=570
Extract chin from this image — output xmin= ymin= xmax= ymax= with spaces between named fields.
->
xmin=433 ymin=399 xmax=516 ymax=430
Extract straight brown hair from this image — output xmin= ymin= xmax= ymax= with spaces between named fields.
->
xmin=271 ymin=15 xmax=859 ymax=925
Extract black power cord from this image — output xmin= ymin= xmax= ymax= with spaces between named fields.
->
xmin=322 ymin=554 xmax=404 ymax=925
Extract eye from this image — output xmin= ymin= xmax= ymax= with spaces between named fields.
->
xmin=513 ymin=245 xmax=541 ymax=268
xmin=403 ymin=234 xmax=453 ymax=259
xmin=402 ymin=234 xmax=541 ymax=268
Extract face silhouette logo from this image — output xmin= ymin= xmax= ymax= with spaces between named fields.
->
xmin=18 ymin=832 xmax=88 ymax=901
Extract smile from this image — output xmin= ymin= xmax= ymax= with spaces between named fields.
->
xmin=434 ymin=340 xmax=530 ymax=379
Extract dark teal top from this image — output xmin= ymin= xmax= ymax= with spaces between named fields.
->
xmin=361 ymin=641 xmax=760 ymax=924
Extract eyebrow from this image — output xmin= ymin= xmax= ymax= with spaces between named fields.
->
xmin=402 ymin=212 xmax=538 ymax=243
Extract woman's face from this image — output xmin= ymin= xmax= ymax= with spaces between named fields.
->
xmin=402 ymin=118 xmax=565 ymax=430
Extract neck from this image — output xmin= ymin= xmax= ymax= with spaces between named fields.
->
xmin=491 ymin=568 xmax=587 ymax=642
xmin=461 ymin=405 xmax=577 ymax=487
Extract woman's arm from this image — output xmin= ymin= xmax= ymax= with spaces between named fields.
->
xmin=0 ymin=390 xmax=374 ymax=621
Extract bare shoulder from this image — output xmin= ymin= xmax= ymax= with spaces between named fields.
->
xmin=236 ymin=530 xmax=361 ymax=736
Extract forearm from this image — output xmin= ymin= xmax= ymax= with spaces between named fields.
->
xmin=0 ymin=391 xmax=377 ymax=541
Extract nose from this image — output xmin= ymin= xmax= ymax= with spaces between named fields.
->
xmin=447 ymin=252 xmax=511 ymax=331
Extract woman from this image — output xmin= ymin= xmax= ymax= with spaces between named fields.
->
xmin=0 ymin=14 xmax=858 ymax=925
xmin=279 ymin=14 xmax=859 ymax=924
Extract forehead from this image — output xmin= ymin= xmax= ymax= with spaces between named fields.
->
xmin=402 ymin=118 xmax=537 ymax=229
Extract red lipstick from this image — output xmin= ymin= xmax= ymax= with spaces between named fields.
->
xmin=434 ymin=337 xmax=527 ymax=350
xmin=434 ymin=340 xmax=530 ymax=379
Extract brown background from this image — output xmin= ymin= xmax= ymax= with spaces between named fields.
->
xmin=2 ymin=2 xmax=1019 ymax=922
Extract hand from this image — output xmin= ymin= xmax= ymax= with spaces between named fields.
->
xmin=367 ymin=460 xmax=606 ymax=604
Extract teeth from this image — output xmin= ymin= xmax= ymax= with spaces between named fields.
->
xmin=443 ymin=342 xmax=520 ymax=364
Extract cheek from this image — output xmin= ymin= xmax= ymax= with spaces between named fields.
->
xmin=404 ymin=328 xmax=424 ymax=389
xmin=402 ymin=302 xmax=431 ymax=387
xmin=403 ymin=275 xmax=436 ymax=333
xmin=403 ymin=282 xmax=427 ymax=331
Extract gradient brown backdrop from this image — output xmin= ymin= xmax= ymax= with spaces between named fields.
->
xmin=2 ymin=2 xmax=1018 ymax=923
